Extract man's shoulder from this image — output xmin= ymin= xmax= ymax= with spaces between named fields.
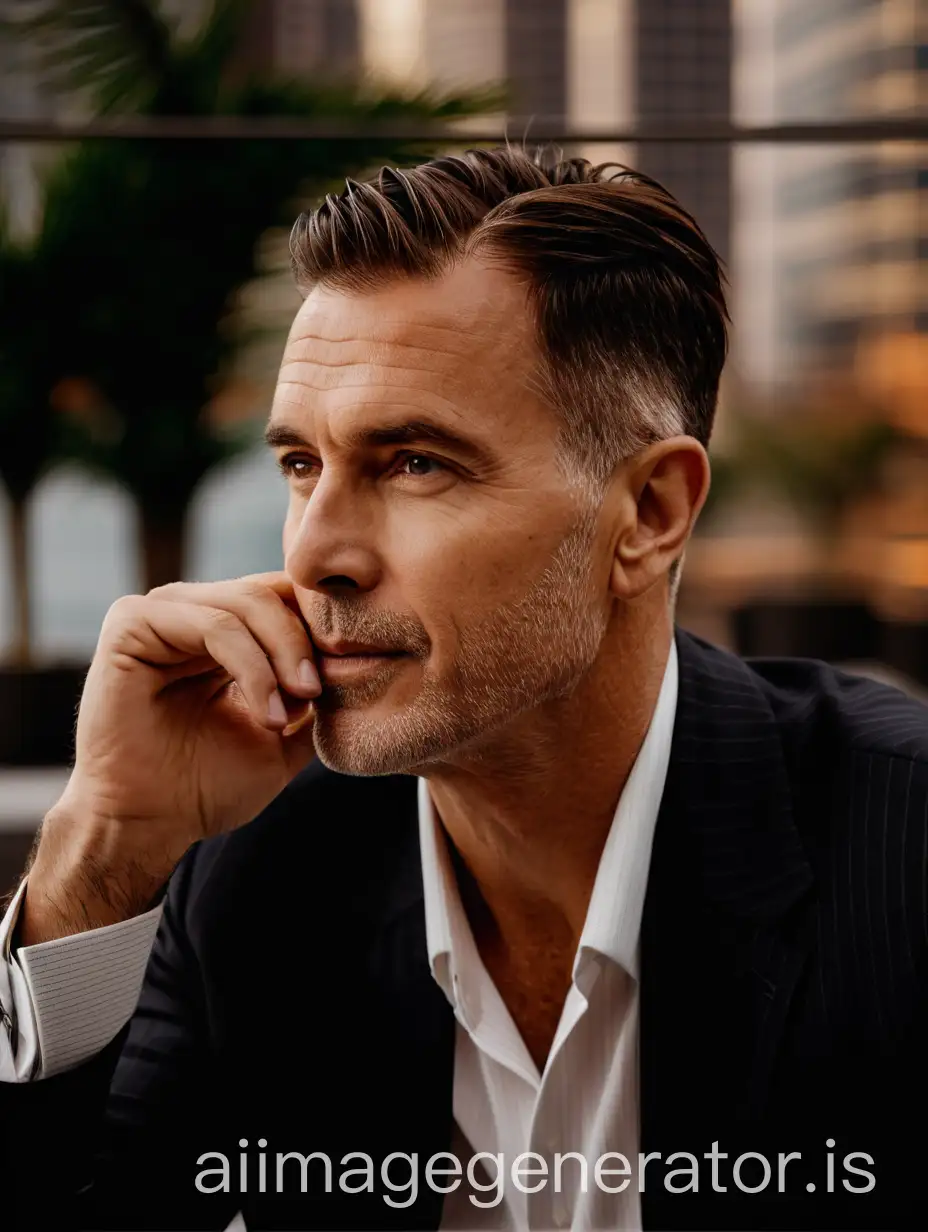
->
xmin=677 ymin=631 xmax=928 ymax=897
xmin=744 ymin=649 xmax=927 ymax=766
xmin=680 ymin=628 xmax=928 ymax=766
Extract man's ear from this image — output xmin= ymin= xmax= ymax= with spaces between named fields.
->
xmin=609 ymin=437 xmax=710 ymax=600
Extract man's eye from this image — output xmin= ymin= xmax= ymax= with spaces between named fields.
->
xmin=396 ymin=453 xmax=444 ymax=477
xmin=276 ymin=454 xmax=318 ymax=480
xmin=276 ymin=452 xmax=447 ymax=482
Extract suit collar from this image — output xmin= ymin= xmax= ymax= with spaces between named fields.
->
xmin=664 ymin=627 xmax=813 ymax=919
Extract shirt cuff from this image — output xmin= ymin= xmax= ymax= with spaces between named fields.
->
xmin=0 ymin=878 xmax=163 ymax=1081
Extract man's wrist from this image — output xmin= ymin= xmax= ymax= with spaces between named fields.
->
xmin=17 ymin=804 xmax=177 ymax=946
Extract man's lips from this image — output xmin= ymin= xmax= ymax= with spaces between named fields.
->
xmin=314 ymin=644 xmax=409 ymax=687
xmin=313 ymin=641 xmax=405 ymax=657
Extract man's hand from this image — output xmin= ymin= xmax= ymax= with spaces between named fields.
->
xmin=19 ymin=572 xmax=321 ymax=944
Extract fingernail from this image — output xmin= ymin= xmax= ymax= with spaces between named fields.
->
xmin=298 ymin=658 xmax=321 ymax=693
xmin=267 ymin=690 xmax=288 ymax=726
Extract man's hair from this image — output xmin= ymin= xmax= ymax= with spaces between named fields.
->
xmin=290 ymin=144 xmax=730 ymax=593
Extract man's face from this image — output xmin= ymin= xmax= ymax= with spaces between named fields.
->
xmin=269 ymin=259 xmax=613 ymax=775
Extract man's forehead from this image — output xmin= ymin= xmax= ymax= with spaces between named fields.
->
xmin=284 ymin=260 xmax=533 ymax=362
xmin=270 ymin=261 xmax=546 ymax=438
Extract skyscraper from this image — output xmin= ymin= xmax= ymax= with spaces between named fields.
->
xmin=735 ymin=0 xmax=926 ymax=386
xmin=353 ymin=0 xmax=732 ymax=262
xmin=234 ymin=0 xmax=360 ymax=77
xmin=634 ymin=0 xmax=733 ymax=266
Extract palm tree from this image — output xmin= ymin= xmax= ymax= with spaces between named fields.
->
xmin=5 ymin=0 xmax=497 ymax=590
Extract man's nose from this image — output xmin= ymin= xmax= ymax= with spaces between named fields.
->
xmin=283 ymin=475 xmax=381 ymax=597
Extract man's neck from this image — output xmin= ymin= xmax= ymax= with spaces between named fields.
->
xmin=424 ymin=616 xmax=673 ymax=953
xmin=424 ymin=615 xmax=673 ymax=1069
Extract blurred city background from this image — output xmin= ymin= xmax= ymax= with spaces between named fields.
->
xmin=0 ymin=0 xmax=926 ymax=885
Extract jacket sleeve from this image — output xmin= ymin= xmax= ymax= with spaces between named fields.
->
xmin=0 ymin=841 xmax=240 ymax=1231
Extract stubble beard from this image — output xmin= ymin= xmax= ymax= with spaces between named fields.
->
xmin=311 ymin=509 xmax=608 ymax=777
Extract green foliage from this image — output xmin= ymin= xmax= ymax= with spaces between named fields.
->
xmin=699 ymin=450 xmax=741 ymax=524
xmin=701 ymin=407 xmax=901 ymax=531
xmin=744 ymin=415 xmax=898 ymax=523
xmin=3 ymin=0 xmax=177 ymax=113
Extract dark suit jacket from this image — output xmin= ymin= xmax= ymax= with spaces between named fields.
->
xmin=2 ymin=629 xmax=927 ymax=1231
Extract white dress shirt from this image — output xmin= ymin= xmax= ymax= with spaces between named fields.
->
xmin=0 ymin=641 xmax=678 ymax=1232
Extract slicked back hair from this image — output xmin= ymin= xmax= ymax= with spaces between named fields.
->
xmin=290 ymin=144 xmax=729 ymax=507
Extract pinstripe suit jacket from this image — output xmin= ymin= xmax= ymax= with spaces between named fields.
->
xmin=2 ymin=628 xmax=927 ymax=1230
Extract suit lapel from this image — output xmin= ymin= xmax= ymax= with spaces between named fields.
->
xmin=277 ymin=770 xmax=454 ymax=1229
xmin=363 ymin=781 xmax=456 ymax=1229
xmin=640 ymin=630 xmax=815 ymax=1227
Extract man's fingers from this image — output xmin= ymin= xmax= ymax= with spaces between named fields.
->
xmin=147 ymin=576 xmax=320 ymax=699
xmin=107 ymin=597 xmax=293 ymax=731
xmin=154 ymin=570 xmax=294 ymax=599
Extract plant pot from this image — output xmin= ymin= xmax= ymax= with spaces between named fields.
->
xmin=0 ymin=665 xmax=88 ymax=766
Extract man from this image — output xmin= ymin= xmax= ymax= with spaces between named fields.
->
xmin=0 ymin=145 xmax=926 ymax=1232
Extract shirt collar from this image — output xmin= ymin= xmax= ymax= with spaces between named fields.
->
xmin=418 ymin=772 xmax=465 ymax=1005
xmin=418 ymin=638 xmax=679 ymax=998
xmin=576 ymin=636 xmax=678 ymax=980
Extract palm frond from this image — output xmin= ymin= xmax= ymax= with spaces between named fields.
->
xmin=188 ymin=0 xmax=252 ymax=87
xmin=2 ymin=0 xmax=176 ymax=111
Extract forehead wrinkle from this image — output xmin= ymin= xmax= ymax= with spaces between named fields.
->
xmin=282 ymin=325 xmax=500 ymax=382
xmin=275 ymin=357 xmax=522 ymax=417
xmin=288 ymin=319 xmax=484 ymax=352
xmin=292 ymin=287 xmax=519 ymax=362
xmin=285 ymin=331 xmax=465 ymax=366
xmin=280 ymin=327 xmax=498 ymax=402
xmin=276 ymin=364 xmax=499 ymax=408
xmin=278 ymin=355 xmax=457 ymax=387
xmin=273 ymin=383 xmax=476 ymax=428
xmin=279 ymin=335 xmax=523 ymax=405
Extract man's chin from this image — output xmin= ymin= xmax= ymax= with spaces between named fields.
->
xmin=308 ymin=690 xmax=516 ymax=779
xmin=314 ymin=653 xmax=419 ymax=712
xmin=309 ymin=703 xmax=420 ymax=777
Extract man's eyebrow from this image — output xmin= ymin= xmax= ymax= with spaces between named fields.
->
xmin=264 ymin=423 xmax=310 ymax=449
xmin=264 ymin=418 xmax=495 ymax=466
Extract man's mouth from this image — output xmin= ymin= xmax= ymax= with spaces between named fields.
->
xmin=314 ymin=644 xmax=408 ymax=687
xmin=314 ymin=640 xmax=404 ymax=658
